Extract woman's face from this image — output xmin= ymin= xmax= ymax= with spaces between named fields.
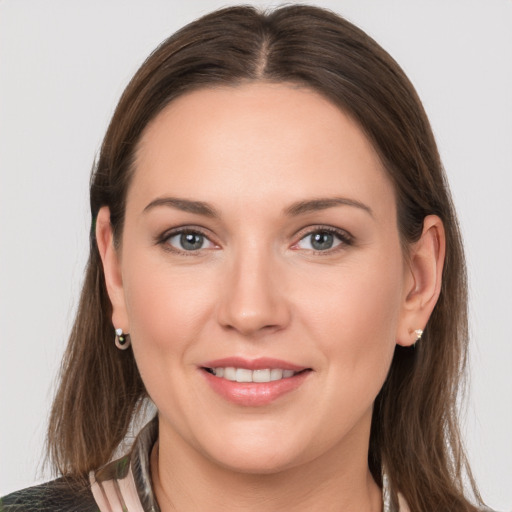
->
xmin=110 ymin=82 xmax=413 ymax=473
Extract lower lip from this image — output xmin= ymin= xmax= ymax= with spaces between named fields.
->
xmin=201 ymin=369 xmax=311 ymax=406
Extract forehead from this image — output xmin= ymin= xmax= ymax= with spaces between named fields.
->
xmin=130 ymin=82 xmax=395 ymax=217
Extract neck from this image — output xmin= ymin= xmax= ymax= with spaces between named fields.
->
xmin=151 ymin=418 xmax=382 ymax=512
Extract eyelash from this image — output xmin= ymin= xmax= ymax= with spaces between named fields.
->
xmin=292 ymin=226 xmax=354 ymax=254
xmin=156 ymin=226 xmax=217 ymax=256
xmin=156 ymin=225 xmax=354 ymax=255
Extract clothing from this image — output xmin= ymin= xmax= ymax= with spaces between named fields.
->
xmin=1 ymin=418 xmax=407 ymax=512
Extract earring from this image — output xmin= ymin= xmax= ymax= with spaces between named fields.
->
xmin=414 ymin=329 xmax=423 ymax=342
xmin=115 ymin=328 xmax=131 ymax=350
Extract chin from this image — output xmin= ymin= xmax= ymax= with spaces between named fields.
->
xmin=213 ymin=448 xmax=301 ymax=475
xmin=199 ymin=429 xmax=308 ymax=475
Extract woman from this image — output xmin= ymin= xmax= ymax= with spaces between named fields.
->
xmin=0 ymin=4 xmax=492 ymax=511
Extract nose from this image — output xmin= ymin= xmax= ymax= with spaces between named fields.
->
xmin=216 ymin=246 xmax=291 ymax=337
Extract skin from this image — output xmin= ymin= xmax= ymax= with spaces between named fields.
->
xmin=97 ymin=82 xmax=445 ymax=512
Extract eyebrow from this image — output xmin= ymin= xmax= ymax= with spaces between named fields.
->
xmin=143 ymin=197 xmax=219 ymax=217
xmin=142 ymin=195 xmax=373 ymax=218
xmin=284 ymin=197 xmax=373 ymax=217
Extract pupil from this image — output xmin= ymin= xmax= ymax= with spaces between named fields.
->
xmin=181 ymin=233 xmax=203 ymax=250
xmin=311 ymin=232 xmax=333 ymax=250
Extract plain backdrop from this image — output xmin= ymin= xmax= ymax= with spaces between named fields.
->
xmin=1 ymin=0 xmax=511 ymax=509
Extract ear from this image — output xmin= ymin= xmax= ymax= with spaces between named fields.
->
xmin=96 ymin=206 xmax=129 ymax=332
xmin=396 ymin=215 xmax=445 ymax=347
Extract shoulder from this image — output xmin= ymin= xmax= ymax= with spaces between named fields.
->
xmin=0 ymin=477 xmax=98 ymax=512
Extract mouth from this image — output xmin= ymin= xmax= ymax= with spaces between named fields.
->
xmin=200 ymin=358 xmax=312 ymax=406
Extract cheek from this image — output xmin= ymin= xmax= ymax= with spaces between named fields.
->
xmin=121 ymin=256 xmax=219 ymax=419
xmin=119 ymin=239 xmax=218 ymax=368
xmin=299 ymin=248 xmax=404 ymax=386
xmin=287 ymin=253 xmax=404 ymax=451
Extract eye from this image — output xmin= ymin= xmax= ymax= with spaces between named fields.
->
xmin=294 ymin=228 xmax=352 ymax=252
xmin=164 ymin=230 xmax=216 ymax=252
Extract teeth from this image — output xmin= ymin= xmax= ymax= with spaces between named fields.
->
xmin=270 ymin=369 xmax=283 ymax=381
xmin=210 ymin=366 xmax=299 ymax=383
xmin=223 ymin=367 xmax=236 ymax=381
xmin=253 ymin=369 xmax=270 ymax=382
xmin=235 ymin=368 xmax=252 ymax=382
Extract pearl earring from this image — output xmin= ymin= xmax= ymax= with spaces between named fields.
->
xmin=115 ymin=328 xmax=131 ymax=350
xmin=414 ymin=329 xmax=423 ymax=341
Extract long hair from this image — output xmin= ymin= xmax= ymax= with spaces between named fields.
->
xmin=47 ymin=5 xmax=482 ymax=510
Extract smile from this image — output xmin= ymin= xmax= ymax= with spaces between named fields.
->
xmin=200 ymin=358 xmax=312 ymax=406
xmin=204 ymin=367 xmax=300 ymax=382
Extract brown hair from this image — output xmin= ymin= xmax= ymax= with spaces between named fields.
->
xmin=47 ymin=5 xmax=482 ymax=510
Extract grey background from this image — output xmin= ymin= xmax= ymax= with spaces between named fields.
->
xmin=1 ymin=1 xmax=511 ymax=510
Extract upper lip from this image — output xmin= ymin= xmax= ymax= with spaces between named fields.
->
xmin=201 ymin=357 xmax=309 ymax=372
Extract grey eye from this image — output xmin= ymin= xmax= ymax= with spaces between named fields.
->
xmin=180 ymin=233 xmax=204 ymax=250
xmin=297 ymin=231 xmax=342 ymax=251
xmin=167 ymin=231 xmax=214 ymax=251
xmin=310 ymin=232 xmax=334 ymax=250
